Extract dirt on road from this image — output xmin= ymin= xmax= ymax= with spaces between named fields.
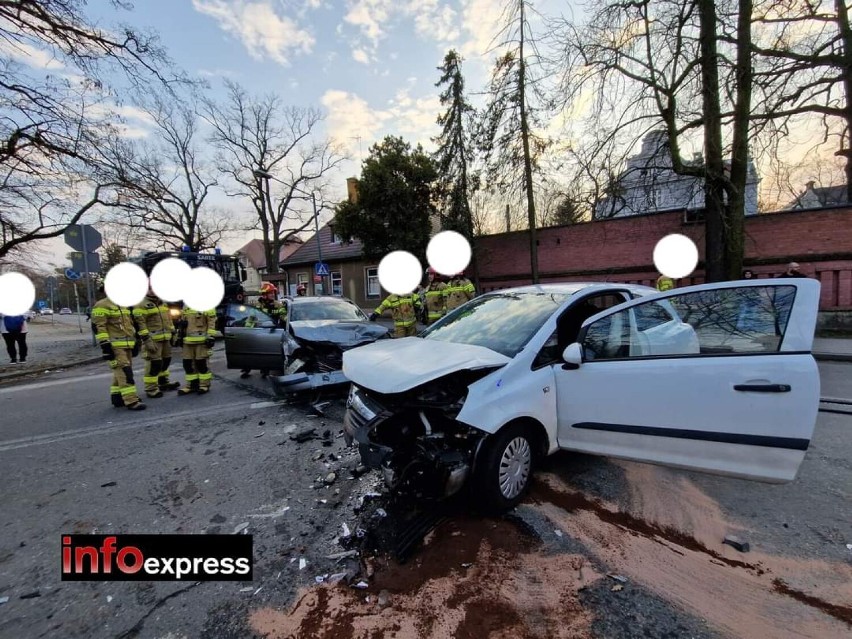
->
xmin=248 ymin=462 xmax=852 ymax=639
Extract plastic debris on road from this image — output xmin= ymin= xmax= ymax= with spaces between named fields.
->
xmin=608 ymin=574 xmax=628 ymax=583
xmin=723 ymin=534 xmax=750 ymax=553
xmin=299 ymin=558 xmax=307 ymax=570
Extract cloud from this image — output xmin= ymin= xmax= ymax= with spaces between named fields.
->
xmin=459 ymin=0 xmax=505 ymax=59
xmin=192 ymin=0 xmax=314 ymax=66
xmin=407 ymin=0 xmax=460 ymax=43
xmin=343 ymin=0 xmax=392 ymax=46
xmin=352 ymin=48 xmax=370 ymax=64
xmin=0 ymin=40 xmax=65 ymax=70
xmin=321 ymin=88 xmax=440 ymax=157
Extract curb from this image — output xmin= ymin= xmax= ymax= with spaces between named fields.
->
xmin=0 ymin=356 xmax=103 ymax=384
xmin=813 ymin=352 xmax=852 ymax=363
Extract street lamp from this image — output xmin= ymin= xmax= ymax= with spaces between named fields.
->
xmin=252 ymin=168 xmax=325 ymax=295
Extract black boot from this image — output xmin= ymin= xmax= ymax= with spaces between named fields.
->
xmin=110 ymin=393 xmax=123 ymax=408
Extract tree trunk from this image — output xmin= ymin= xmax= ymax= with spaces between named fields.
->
xmin=518 ymin=0 xmax=539 ymax=284
xmin=836 ymin=0 xmax=852 ymax=203
xmin=698 ymin=0 xmax=726 ymax=283
xmin=726 ymin=0 xmax=752 ymax=280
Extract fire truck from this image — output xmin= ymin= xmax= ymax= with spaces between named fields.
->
xmin=131 ymin=247 xmax=247 ymax=333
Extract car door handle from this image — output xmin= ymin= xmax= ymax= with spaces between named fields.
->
xmin=734 ymin=383 xmax=791 ymax=393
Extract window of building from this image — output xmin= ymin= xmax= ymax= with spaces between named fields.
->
xmin=331 ymin=271 xmax=342 ymax=296
xmin=366 ymin=267 xmax=380 ymax=298
xmin=330 ymin=225 xmax=343 ymax=244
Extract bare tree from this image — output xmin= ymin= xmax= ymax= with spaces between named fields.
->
xmin=202 ymin=81 xmax=344 ymax=274
xmin=0 ymin=0 xmax=175 ymax=260
xmin=99 ymin=92 xmax=236 ymax=251
xmin=478 ymin=0 xmax=551 ymax=283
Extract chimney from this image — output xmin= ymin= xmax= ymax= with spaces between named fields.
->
xmin=346 ymin=177 xmax=359 ymax=204
xmin=805 ymin=180 xmax=816 ymax=191
xmin=505 ymin=204 xmax=511 ymax=232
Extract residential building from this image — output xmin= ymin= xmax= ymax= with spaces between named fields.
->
xmin=594 ymin=130 xmax=760 ymax=220
xmin=278 ymin=221 xmax=383 ymax=309
xmin=234 ymin=237 xmax=303 ymax=296
xmin=785 ymin=181 xmax=849 ymax=210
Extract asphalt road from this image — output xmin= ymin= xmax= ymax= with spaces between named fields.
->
xmin=0 ymin=356 xmax=849 ymax=638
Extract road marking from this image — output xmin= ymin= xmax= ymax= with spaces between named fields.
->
xmin=0 ymin=399 xmax=279 ymax=452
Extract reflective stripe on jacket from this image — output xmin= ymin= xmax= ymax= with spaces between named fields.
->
xmin=132 ymin=296 xmax=175 ymax=341
xmin=445 ymin=278 xmax=475 ymax=311
xmin=424 ymin=282 xmax=447 ymax=321
xmin=182 ymin=307 xmax=217 ymax=344
xmin=92 ymin=299 xmax=136 ymax=348
xmin=375 ymin=293 xmax=421 ymax=327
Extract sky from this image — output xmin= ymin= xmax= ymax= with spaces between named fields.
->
xmin=30 ymin=0 xmax=574 ymax=266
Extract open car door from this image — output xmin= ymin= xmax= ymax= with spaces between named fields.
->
xmin=222 ymin=303 xmax=284 ymax=371
xmin=554 ymin=279 xmax=820 ymax=482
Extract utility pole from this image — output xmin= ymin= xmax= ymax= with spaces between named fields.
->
xmin=312 ymin=192 xmax=324 ymax=295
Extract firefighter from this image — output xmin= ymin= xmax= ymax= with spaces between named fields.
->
xmin=445 ymin=272 xmax=475 ymax=312
xmin=133 ymin=285 xmax=181 ymax=398
xmin=177 ymin=306 xmax=217 ymax=395
xmin=240 ymin=281 xmax=287 ymax=379
xmin=423 ymin=267 xmax=447 ymax=325
xmin=92 ymin=286 xmax=146 ymax=411
xmin=369 ymin=291 xmax=422 ymax=338
xmin=656 ymin=274 xmax=675 ymax=291
xmin=296 ymin=284 xmax=307 ymax=296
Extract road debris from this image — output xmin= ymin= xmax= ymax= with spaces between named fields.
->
xmin=611 ymin=584 xmax=624 ymax=592
xmin=233 ymin=522 xmax=249 ymax=534
xmin=0 ymin=596 xmax=9 ymax=605
xmin=327 ymin=572 xmax=347 ymax=584
xmin=352 ymin=581 xmax=369 ymax=589
xmin=290 ymin=427 xmax=316 ymax=443
xmin=325 ymin=472 xmax=337 ymax=485
xmin=299 ymin=558 xmax=307 ymax=570
xmin=554 ymin=529 xmax=563 ymax=537
xmin=342 ymin=523 xmax=351 ymax=537
xmin=100 ymin=481 xmax=117 ymax=488
xmin=240 ymin=587 xmax=253 ymax=593
xmin=255 ymin=432 xmax=265 ymax=438
xmin=723 ymin=534 xmax=750 ymax=553
xmin=377 ymin=589 xmax=391 ymax=608
xmin=312 ymin=451 xmax=324 ymax=461
xmin=846 ymin=543 xmax=852 ymax=551
xmin=374 ymin=508 xmax=387 ymax=519
xmin=315 ymin=575 xmax=325 ymax=584
xmin=107 ymin=596 xmax=113 ymax=603
xmin=326 ymin=550 xmax=358 ymax=560
xmin=19 ymin=591 xmax=40 ymax=600
xmin=608 ymin=574 xmax=628 ymax=583
xmin=254 ymin=587 xmax=262 ymax=596
xmin=258 ymin=420 xmax=266 ymax=426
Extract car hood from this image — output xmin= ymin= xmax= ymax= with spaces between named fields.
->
xmin=289 ymin=320 xmax=390 ymax=347
xmin=342 ymin=337 xmax=510 ymax=394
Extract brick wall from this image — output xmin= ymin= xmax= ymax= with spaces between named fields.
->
xmin=475 ymin=206 xmax=852 ymax=311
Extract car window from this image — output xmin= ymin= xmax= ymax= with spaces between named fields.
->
xmin=581 ymin=285 xmax=796 ymax=360
xmin=422 ymin=291 xmax=572 ymax=358
xmin=289 ymin=299 xmax=367 ymax=321
xmin=225 ymin=304 xmax=273 ymax=327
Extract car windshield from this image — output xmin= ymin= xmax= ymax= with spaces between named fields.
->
xmin=420 ymin=291 xmax=571 ymax=357
xmin=289 ymin=299 xmax=366 ymax=322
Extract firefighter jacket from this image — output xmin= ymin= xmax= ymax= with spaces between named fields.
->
xmin=445 ymin=277 xmax=475 ymax=311
xmin=424 ymin=281 xmax=447 ymax=323
xmin=259 ymin=298 xmax=287 ymax=325
xmin=132 ymin=296 xmax=175 ymax=342
xmin=181 ymin=307 xmax=217 ymax=345
xmin=92 ymin=298 xmax=136 ymax=349
xmin=375 ymin=293 xmax=421 ymax=328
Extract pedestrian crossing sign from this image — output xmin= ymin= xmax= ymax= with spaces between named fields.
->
xmin=315 ymin=262 xmax=330 ymax=276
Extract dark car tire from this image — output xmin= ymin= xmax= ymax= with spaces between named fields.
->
xmin=473 ymin=422 xmax=537 ymax=514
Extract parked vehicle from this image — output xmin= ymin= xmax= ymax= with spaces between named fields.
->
xmin=223 ymin=296 xmax=391 ymax=395
xmin=59 ymin=307 xmax=72 ymax=315
xmin=39 ymin=308 xmax=54 ymax=315
xmin=342 ymin=279 xmax=821 ymax=512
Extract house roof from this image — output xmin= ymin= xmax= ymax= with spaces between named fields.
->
xmin=236 ymin=237 xmax=304 ymax=269
xmin=280 ymin=222 xmax=365 ymax=266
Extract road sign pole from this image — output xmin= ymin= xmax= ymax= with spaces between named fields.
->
xmin=81 ymin=230 xmax=96 ymax=346
xmin=73 ymin=282 xmax=82 ymax=333
xmin=312 ymin=192 xmax=324 ymax=295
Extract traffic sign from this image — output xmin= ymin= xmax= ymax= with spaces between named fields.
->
xmin=315 ymin=262 xmax=330 ymax=276
xmin=64 ymin=224 xmax=102 ymax=252
xmin=38 ymin=300 xmax=46 ymax=309
xmin=70 ymin=251 xmax=101 ymax=275
xmin=65 ymin=268 xmax=81 ymax=281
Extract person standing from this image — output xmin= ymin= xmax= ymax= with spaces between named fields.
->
xmin=656 ymin=274 xmax=675 ymax=292
xmin=423 ymin=268 xmax=447 ymax=325
xmin=132 ymin=287 xmax=181 ymax=399
xmin=369 ymin=291 xmax=422 ymax=338
xmin=92 ymin=287 xmax=146 ymax=410
xmin=240 ymin=281 xmax=287 ymax=379
xmin=178 ymin=306 xmax=217 ymax=395
xmin=445 ymin=272 xmax=475 ymax=312
xmin=779 ymin=262 xmax=807 ymax=278
xmin=1 ymin=313 xmax=28 ymax=364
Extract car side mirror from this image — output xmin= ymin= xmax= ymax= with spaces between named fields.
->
xmin=561 ymin=343 xmax=583 ymax=370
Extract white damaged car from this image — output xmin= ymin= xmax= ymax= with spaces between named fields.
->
xmin=342 ymin=280 xmax=821 ymax=512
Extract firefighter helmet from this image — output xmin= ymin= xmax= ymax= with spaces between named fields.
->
xmin=296 ymin=284 xmax=307 ymax=296
xmin=259 ymin=282 xmax=277 ymax=296
xmin=426 ymin=267 xmax=438 ymax=276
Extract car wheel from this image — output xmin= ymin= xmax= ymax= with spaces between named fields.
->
xmin=474 ymin=422 xmax=536 ymax=514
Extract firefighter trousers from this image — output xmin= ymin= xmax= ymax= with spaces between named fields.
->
xmin=142 ymin=340 xmax=175 ymax=396
xmin=108 ymin=348 xmax=141 ymax=407
xmin=181 ymin=344 xmax=212 ymax=392
xmin=393 ymin=324 xmax=417 ymax=338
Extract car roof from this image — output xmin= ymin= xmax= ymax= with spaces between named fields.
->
xmin=283 ymin=295 xmax=356 ymax=304
xmin=485 ymin=282 xmax=657 ymax=297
